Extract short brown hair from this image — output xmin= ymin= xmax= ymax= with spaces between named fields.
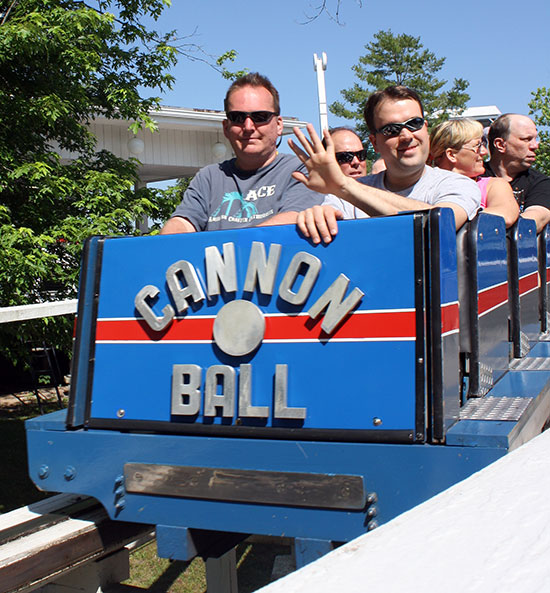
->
xmin=363 ymin=86 xmax=424 ymax=134
xmin=224 ymin=72 xmax=280 ymax=114
xmin=488 ymin=114 xmax=513 ymax=152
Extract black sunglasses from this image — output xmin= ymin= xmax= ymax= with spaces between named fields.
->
xmin=226 ymin=111 xmax=278 ymax=125
xmin=335 ymin=149 xmax=367 ymax=164
xmin=375 ymin=117 xmax=425 ymax=137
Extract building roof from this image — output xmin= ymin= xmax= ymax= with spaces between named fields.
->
xmin=59 ymin=106 xmax=308 ymax=184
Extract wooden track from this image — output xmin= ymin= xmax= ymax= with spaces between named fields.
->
xmin=0 ymin=494 xmax=153 ymax=593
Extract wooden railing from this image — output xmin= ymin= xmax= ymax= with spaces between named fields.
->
xmin=0 ymin=300 xmax=77 ymax=324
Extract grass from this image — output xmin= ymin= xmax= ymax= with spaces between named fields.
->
xmin=124 ymin=540 xmax=292 ymax=593
xmin=0 ymin=390 xmax=63 ymax=513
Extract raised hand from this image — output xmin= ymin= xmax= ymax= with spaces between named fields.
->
xmin=288 ymin=124 xmax=347 ymax=196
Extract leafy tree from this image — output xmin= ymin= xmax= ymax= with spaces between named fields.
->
xmin=529 ymin=87 xmax=550 ymax=176
xmin=0 ymin=0 xmax=195 ymax=363
xmin=330 ymin=30 xmax=470 ymax=142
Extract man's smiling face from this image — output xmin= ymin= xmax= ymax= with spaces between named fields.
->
xmin=369 ymin=98 xmax=429 ymax=182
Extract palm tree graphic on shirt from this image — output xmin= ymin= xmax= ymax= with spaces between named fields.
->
xmin=211 ymin=191 xmax=258 ymax=220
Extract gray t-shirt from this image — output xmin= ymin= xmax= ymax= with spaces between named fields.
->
xmin=323 ymin=166 xmax=481 ymax=220
xmin=172 ymin=153 xmax=323 ymax=231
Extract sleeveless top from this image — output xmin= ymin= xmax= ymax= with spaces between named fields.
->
xmin=476 ymin=176 xmax=490 ymax=208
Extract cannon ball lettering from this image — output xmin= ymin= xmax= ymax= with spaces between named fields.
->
xmin=135 ymin=241 xmax=364 ymax=338
xmin=171 ymin=363 xmax=306 ymax=421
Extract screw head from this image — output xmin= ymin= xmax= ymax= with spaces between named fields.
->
xmin=117 ymin=409 xmax=125 ymax=418
xmin=372 ymin=417 xmax=382 ymax=427
xmin=64 ymin=466 xmax=76 ymax=481
xmin=366 ymin=492 xmax=378 ymax=505
xmin=38 ymin=465 xmax=49 ymax=479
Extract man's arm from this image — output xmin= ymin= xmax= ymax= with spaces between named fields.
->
xmin=258 ymin=211 xmax=301 ymax=226
xmin=522 ymin=206 xmax=550 ymax=233
xmin=520 ymin=172 xmax=550 ymax=233
xmin=160 ymin=216 xmax=197 ymax=234
xmin=288 ymin=124 xmax=469 ymax=229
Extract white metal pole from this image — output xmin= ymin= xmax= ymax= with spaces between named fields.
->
xmin=313 ymin=52 xmax=329 ymax=134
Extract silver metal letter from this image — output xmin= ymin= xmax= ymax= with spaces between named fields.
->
xmin=134 ymin=285 xmax=174 ymax=331
xmin=204 ymin=365 xmax=235 ymax=417
xmin=205 ymin=243 xmax=237 ymax=296
xmin=171 ymin=364 xmax=202 ymax=416
xmin=308 ymin=274 xmax=364 ymax=334
xmin=274 ymin=364 xmax=306 ymax=419
xmin=238 ymin=364 xmax=269 ymax=418
xmin=166 ymin=260 xmax=205 ymax=313
xmin=243 ymin=242 xmax=282 ymax=295
xmin=278 ymin=252 xmax=321 ymax=305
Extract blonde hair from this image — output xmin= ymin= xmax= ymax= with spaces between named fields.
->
xmin=430 ymin=119 xmax=484 ymax=164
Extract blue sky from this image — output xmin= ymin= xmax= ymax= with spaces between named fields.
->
xmin=147 ymin=0 xmax=550 ymax=138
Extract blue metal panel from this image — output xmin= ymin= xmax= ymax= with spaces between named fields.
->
xmin=490 ymin=369 xmax=550 ymax=397
xmin=427 ymin=208 xmax=460 ymax=439
xmin=528 ymin=342 xmax=550 ymax=357
xmin=514 ymin=218 xmax=539 ymax=343
xmin=26 ymin=413 xmax=504 ymax=543
xmin=82 ymin=217 xmax=423 ymax=438
xmin=446 ymin=420 xmax=516 ymax=448
xmin=66 ymin=237 xmax=103 ymax=428
xmin=470 ymin=214 xmax=509 ymax=390
xmin=537 ymin=226 xmax=549 ymax=333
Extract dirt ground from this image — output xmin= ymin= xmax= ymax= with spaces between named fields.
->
xmin=0 ymin=385 xmax=70 ymax=416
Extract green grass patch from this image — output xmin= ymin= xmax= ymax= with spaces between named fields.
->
xmin=124 ymin=540 xmax=291 ymax=592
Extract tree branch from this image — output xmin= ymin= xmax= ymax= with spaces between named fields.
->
xmin=298 ymin=0 xmax=362 ymax=25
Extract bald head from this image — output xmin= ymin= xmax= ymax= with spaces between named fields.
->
xmin=489 ymin=114 xmax=539 ymax=177
xmin=330 ymin=128 xmax=367 ymax=179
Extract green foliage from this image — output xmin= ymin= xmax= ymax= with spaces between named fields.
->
xmin=216 ymin=50 xmax=249 ymax=81
xmin=529 ymin=87 xmax=550 ymax=176
xmin=330 ymin=29 xmax=470 ymax=141
xmin=148 ymin=176 xmax=192 ymax=233
xmin=0 ymin=0 xmax=179 ymax=363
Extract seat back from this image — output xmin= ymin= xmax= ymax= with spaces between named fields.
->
xmin=457 ymin=214 xmax=509 ymax=397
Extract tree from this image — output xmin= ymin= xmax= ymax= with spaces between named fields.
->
xmin=529 ymin=87 xmax=550 ymax=176
xmin=330 ymin=30 xmax=470 ymax=142
xmin=0 ymin=0 xmax=189 ymax=362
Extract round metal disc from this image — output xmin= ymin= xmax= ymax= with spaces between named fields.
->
xmin=213 ymin=300 xmax=265 ymax=356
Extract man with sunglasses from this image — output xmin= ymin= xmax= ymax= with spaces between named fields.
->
xmin=483 ymin=114 xmax=550 ymax=233
xmin=324 ymin=127 xmax=368 ymax=179
xmin=320 ymin=127 xmax=371 ymax=219
xmin=289 ymin=86 xmax=480 ymax=243
xmin=161 ymin=73 xmax=322 ymax=234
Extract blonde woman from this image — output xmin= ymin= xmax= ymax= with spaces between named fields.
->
xmin=430 ymin=119 xmax=519 ymax=227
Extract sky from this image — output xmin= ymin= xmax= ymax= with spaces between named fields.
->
xmin=144 ymin=0 xmax=550 ymax=142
